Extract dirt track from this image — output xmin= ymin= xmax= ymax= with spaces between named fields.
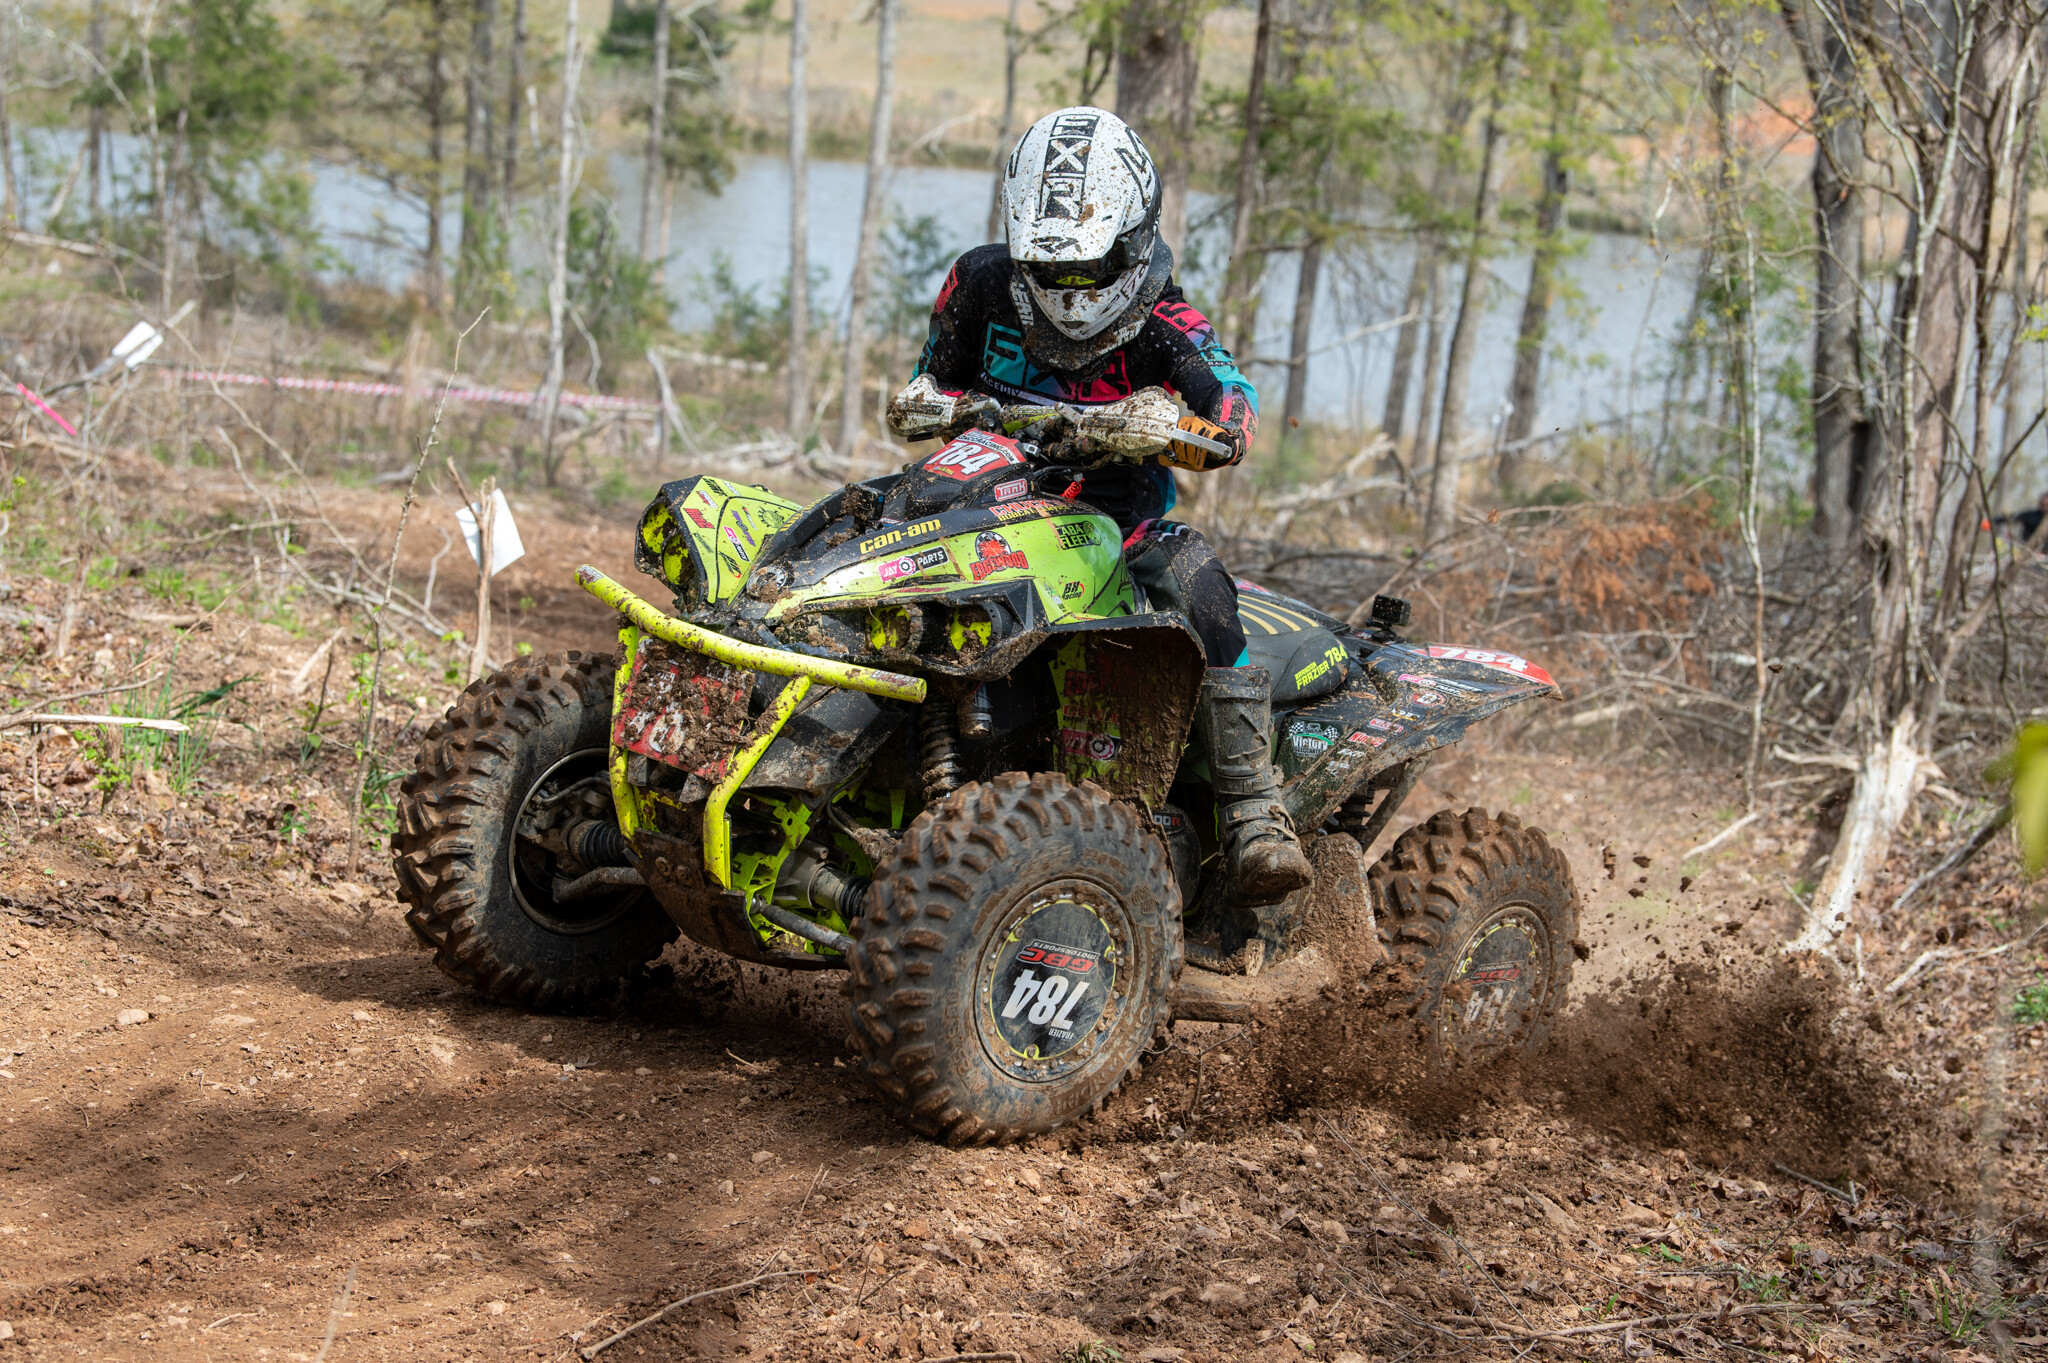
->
xmin=2 ymin=464 xmax=2045 ymax=1361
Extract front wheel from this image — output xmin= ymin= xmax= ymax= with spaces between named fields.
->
xmin=845 ymin=773 xmax=1182 ymax=1145
xmin=390 ymin=650 xmax=678 ymax=1011
xmin=1367 ymin=808 xmax=1579 ymax=1070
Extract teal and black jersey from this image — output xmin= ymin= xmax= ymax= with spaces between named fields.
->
xmin=911 ymin=243 xmax=1259 ymax=530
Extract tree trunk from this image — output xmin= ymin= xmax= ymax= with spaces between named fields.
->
xmin=1115 ymin=0 xmax=1199 ymax=255
xmin=1218 ymin=0 xmax=1275 ymax=355
xmin=1423 ymin=22 xmax=1519 ymax=545
xmin=1795 ymin=0 xmax=2037 ymax=950
xmin=1782 ymin=0 xmax=1871 ymax=555
xmin=538 ymin=0 xmax=582 ymax=482
xmin=986 ymin=0 xmax=1022 ymax=243
xmin=1279 ymin=236 xmax=1322 ymax=466
xmin=503 ymin=0 xmax=527 ymax=200
xmin=1413 ymin=264 xmax=1446 ymax=478
xmin=459 ymin=0 xmax=498 ymax=303
xmin=423 ymin=0 xmax=450 ymax=313
xmin=1382 ymin=87 xmax=1476 ymax=454
xmin=1499 ymin=78 xmax=1575 ymax=493
xmin=88 ymin=0 xmax=107 ymax=219
xmin=639 ymin=0 xmax=669 ymax=260
xmin=786 ymin=0 xmax=811 ymax=434
xmin=0 ymin=48 xmax=15 ymax=223
xmin=838 ymin=0 xmax=898 ymax=457
xmin=1380 ymin=245 xmax=1433 ymax=450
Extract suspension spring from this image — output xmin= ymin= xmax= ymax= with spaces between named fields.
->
xmin=919 ymin=702 xmax=965 ymax=800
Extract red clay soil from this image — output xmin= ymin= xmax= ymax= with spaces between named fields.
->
xmin=0 ymin=459 xmax=2043 ymax=1362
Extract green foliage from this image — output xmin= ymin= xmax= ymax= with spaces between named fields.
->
xmin=2016 ymin=980 xmax=2048 ymax=1024
xmin=606 ymin=1 xmax=740 ymax=201
xmin=96 ymin=0 xmax=335 ymax=303
xmin=84 ymin=671 xmax=254 ymax=797
xmin=692 ymin=252 xmax=826 ymax=366
xmin=566 ymin=197 xmax=675 ymax=381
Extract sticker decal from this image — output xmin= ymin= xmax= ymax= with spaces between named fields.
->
xmin=1366 ymin=716 xmax=1403 ymax=733
xmin=1289 ymin=720 xmax=1340 ymax=756
xmin=859 ymin=517 xmax=944 ymax=555
xmin=993 ymin=477 xmax=1029 ymax=501
xmin=684 ymin=507 xmax=713 ymax=531
xmin=880 ymin=545 xmax=951 ymax=583
xmin=986 ymin=896 xmax=1117 ymax=1067
xmin=990 ymin=498 xmax=1066 ymax=522
xmin=722 ymin=526 xmax=751 ymax=562
xmin=1055 ymin=519 xmax=1100 ymax=549
xmin=1059 ymin=728 xmax=1120 ymax=762
xmin=970 ymin=530 xmax=1030 ymax=581
xmin=1424 ymin=645 xmax=1556 ymax=687
xmin=924 ymin=429 xmax=1028 ymax=480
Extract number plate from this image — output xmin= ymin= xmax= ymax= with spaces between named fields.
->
xmin=611 ymin=636 xmax=753 ymax=779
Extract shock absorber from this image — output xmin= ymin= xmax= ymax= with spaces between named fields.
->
xmin=919 ymin=702 xmax=965 ymax=799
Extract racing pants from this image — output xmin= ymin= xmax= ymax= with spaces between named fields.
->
xmin=1122 ymin=520 xmax=1248 ymax=668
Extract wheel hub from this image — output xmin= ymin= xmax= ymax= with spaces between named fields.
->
xmin=510 ymin=747 xmax=641 ymax=936
xmin=1438 ymin=906 xmax=1550 ymax=1059
xmin=976 ymin=883 xmax=1127 ymax=1083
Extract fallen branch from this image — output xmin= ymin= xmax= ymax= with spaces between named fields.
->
xmin=578 ymin=1269 xmax=815 ymax=1359
xmin=1772 ymin=1162 xmax=1856 ymax=1204
xmin=0 ymin=712 xmax=189 ymax=733
xmin=1887 ymin=801 xmax=2012 ymax=917
xmin=14 ymin=671 xmax=168 ymax=711
xmin=313 ymin=1265 xmax=356 ymax=1362
xmin=1683 ymin=811 xmax=1764 ymax=861
xmin=1884 ymin=933 xmax=2036 ymax=994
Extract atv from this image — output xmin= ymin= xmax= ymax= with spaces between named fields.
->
xmin=392 ymin=395 xmax=1579 ymax=1144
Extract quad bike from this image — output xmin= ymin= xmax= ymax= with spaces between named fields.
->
xmin=392 ymin=392 xmax=1580 ymax=1144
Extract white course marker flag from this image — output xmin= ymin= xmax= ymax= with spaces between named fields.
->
xmin=455 ymin=489 xmax=526 ymax=577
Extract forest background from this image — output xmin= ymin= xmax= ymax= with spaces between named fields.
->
xmin=1 ymin=0 xmax=2047 ymax=1001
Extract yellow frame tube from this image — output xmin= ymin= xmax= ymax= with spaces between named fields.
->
xmin=702 ymin=675 xmax=812 ymax=888
xmin=577 ymin=566 xmax=928 ymax=704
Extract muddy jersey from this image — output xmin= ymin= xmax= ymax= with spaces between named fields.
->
xmin=911 ymin=243 xmax=1259 ymax=529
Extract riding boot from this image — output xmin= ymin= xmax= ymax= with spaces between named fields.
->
xmin=1194 ymin=665 xmax=1314 ymax=905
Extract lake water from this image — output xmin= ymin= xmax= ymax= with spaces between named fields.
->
xmin=17 ymin=132 xmax=1708 ymax=432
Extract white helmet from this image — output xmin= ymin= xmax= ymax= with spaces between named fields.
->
xmin=1002 ymin=107 xmax=1169 ymax=355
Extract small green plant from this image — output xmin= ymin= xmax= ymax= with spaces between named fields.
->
xmin=278 ymin=807 xmax=308 ymax=844
xmin=1628 ymin=1244 xmax=1683 ymax=1263
xmin=2016 ymin=979 xmax=2048 ymax=1024
xmin=1064 ymin=1344 xmax=1124 ymax=1363
xmin=1737 ymin=1268 xmax=1787 ymax=1302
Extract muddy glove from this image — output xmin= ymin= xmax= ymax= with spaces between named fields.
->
xmin=886 ymin=374 xmax=999 ymax=439
xmin=1160 ymin=414 xmax=1238 ymax=471
xmin=1070 ymin=386 xmax=1182 ymax=463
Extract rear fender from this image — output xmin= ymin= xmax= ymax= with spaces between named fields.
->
xmin=1278 ymin=640 xmax=1557 ymax=830
xmin=1037 ymin=614 xmax=1206 ymax=808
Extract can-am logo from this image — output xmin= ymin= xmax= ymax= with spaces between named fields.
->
xmin=1425 ymin=645 xmax=1555 ymax=687
xmin=970 ymin=530 xmax=1029 ymax=580
xmin=880 ymin=545 xmax=950 ymax=583
xmin=924 ymin=430 xmax=1027 ymax=480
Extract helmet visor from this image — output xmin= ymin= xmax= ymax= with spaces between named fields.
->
xmin=1020 ymin=254 xmax=1125 ymax=293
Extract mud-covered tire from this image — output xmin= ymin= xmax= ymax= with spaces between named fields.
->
xmin=845 ymin=772 xmax=1182 ymax=1145
xmin=390 ymin=650 xmax=677 ymax=1011
xmin=1366 ymin=808 xmax=1578 ymax=1069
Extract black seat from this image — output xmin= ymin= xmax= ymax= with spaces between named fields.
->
xmin=1236 ymin=591 xmax=1348 ymax=706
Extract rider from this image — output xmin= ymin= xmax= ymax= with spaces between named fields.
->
xmin=884 ymin=106 xmax=1312 ymax=905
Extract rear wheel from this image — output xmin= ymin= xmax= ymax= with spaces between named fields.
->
xmin=391 ymin=650 xmax=677 ymax=1011
xmin=845 ymin=772 xmax=1182 ymax=1144
xmin=1366 ymin=808 xmax=1578 ymax=1069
